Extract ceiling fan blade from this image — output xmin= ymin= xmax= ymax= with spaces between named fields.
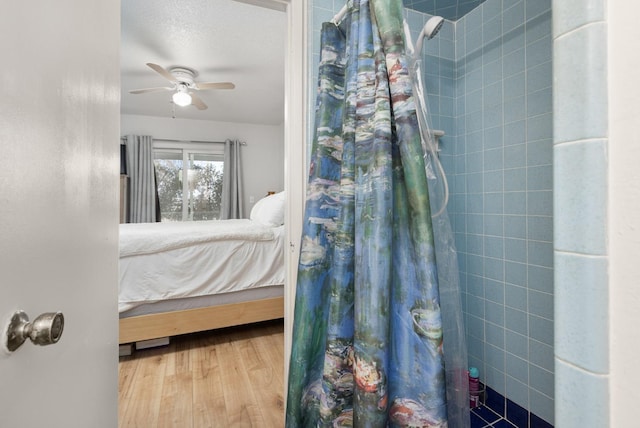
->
xmin=129 ymin=86 xmax=172 ymax=94
xmin=195 ymin=82 xmax=235 ymax=90
xmin=146 ymin=63 xmax=178 ymax=83
xmin=189 ymin=93 xmax=208 ymax=110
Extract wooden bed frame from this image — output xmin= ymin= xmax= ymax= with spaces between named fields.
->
xmin=119 ymin=295 xmax=284 ymax=344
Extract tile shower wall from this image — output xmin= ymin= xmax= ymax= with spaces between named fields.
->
xmin=452 ymin=0 xmax=554 ymax=424
xmin=308 ymin=0 xmax=554 ymax=425
xmin=404 ymin=0 xmax=487 ymax=20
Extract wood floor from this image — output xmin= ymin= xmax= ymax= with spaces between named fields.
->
xmin=118 ymin=319 xmax=285 ymax=428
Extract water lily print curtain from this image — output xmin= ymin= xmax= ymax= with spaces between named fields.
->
xmin=286 ymin=0 xmax=448 ymax=426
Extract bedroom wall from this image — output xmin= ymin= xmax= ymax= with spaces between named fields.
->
xmin=121 ymin=114 xmax=285 ymax=217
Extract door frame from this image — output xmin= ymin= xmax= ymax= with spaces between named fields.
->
xmin=283 ymin=0 xmax=307 ymax=386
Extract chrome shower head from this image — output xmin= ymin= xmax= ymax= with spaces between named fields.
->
xmin=414 ymin=16 xmax=445 ymax=57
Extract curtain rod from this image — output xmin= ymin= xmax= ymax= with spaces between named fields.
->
xmin=153 ymin=138 xmax=229 ymax=144
xmin=121 ymin=137 xmax=246 ymax=145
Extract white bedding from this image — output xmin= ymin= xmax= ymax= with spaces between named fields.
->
xmin=119 ymin=219 xmax=274 ymax=256
xmin=119 ymin=220 xmax=285 ymax=313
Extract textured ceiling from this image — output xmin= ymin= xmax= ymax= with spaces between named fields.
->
xmin=121 ymin=0 xmax=286 ymax=125
xmin=404 ymin=0 xmax=487 ymax=20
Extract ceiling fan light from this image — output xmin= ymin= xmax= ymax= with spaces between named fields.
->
xmin=172 ymin=91 xmax=192 ymax=107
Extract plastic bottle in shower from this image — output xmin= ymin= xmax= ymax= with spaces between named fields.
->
xmin=469 ymin=367 xmax=480 ymax=408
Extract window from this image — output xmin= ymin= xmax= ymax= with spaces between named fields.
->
xmin=153 ymin=142 xmax=224 ymax=222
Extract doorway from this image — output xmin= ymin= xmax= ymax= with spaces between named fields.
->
xmin=118 ymin=0 xmax=306 ymax=423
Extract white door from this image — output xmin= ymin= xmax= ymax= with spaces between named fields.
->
xmin=0 ymin=1 xmax=120 ymax=427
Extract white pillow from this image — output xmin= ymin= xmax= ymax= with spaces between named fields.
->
xmin=250 ymin=191 xmax=286 ymax=227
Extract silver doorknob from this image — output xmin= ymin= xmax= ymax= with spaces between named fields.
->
xmin=5 ymin=311 xmax=64 ymax=352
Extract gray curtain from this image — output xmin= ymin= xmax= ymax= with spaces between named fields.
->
xmin=124 ymin=135 xmax=157 ymax=223
xmin=220 ymin=139 xmax=244 ymax=219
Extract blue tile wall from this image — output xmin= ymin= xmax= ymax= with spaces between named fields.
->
xmin=404 ymin=0 xmax=488 ymax=21
xmin=308 ymin=0 xmax=554 ymax=426
xmin=454 ymin=0 xmax=554 ymax=424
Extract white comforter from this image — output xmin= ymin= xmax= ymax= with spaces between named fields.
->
xmin=119 ymin=219 xmax=274 ymax=257
xmin=118 ymin=219 xmax=284 ymax=313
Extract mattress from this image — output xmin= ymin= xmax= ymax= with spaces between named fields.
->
xmin=119 ymin=284 xmax=284 ymax=318
xmin=119 ymin=220 xmax=285 ymax=313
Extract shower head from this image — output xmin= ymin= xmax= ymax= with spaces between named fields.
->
xmin=414 ymin=16 xmax=444 ymax=57
xmin=424 ymin=16 xmax=444 ymax=40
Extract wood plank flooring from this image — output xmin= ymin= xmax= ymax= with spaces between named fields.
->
xmin=118 ymin=320 xmax=285 ymax=428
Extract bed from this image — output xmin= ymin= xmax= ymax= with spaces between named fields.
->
xmin=118 ymin=192 xmax=286 ymax=345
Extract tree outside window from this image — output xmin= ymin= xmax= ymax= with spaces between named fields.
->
xmin=154 ymin=150 xmax=223 ymax=221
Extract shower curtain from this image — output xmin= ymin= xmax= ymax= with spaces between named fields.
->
xmin=287 ymin=0 xmax=467 ymax=426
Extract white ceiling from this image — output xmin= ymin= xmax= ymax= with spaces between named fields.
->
xmin=121 ymin=0 xmax=286 ymax=125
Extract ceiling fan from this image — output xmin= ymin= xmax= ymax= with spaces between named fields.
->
xmin=129 ymin=63 xmax=235 ymax=110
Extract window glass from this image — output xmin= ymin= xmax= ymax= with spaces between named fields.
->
xmin=187 ymin=153 xmax=224 ymax=221
xmin=154 ymin=148 xmax=223 ymax=221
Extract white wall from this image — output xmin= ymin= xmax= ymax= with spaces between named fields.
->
xmin=121 ymin=114 xmax=285 ymax=216
xmin=609 ymin=2 xmax=640 ymax=425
